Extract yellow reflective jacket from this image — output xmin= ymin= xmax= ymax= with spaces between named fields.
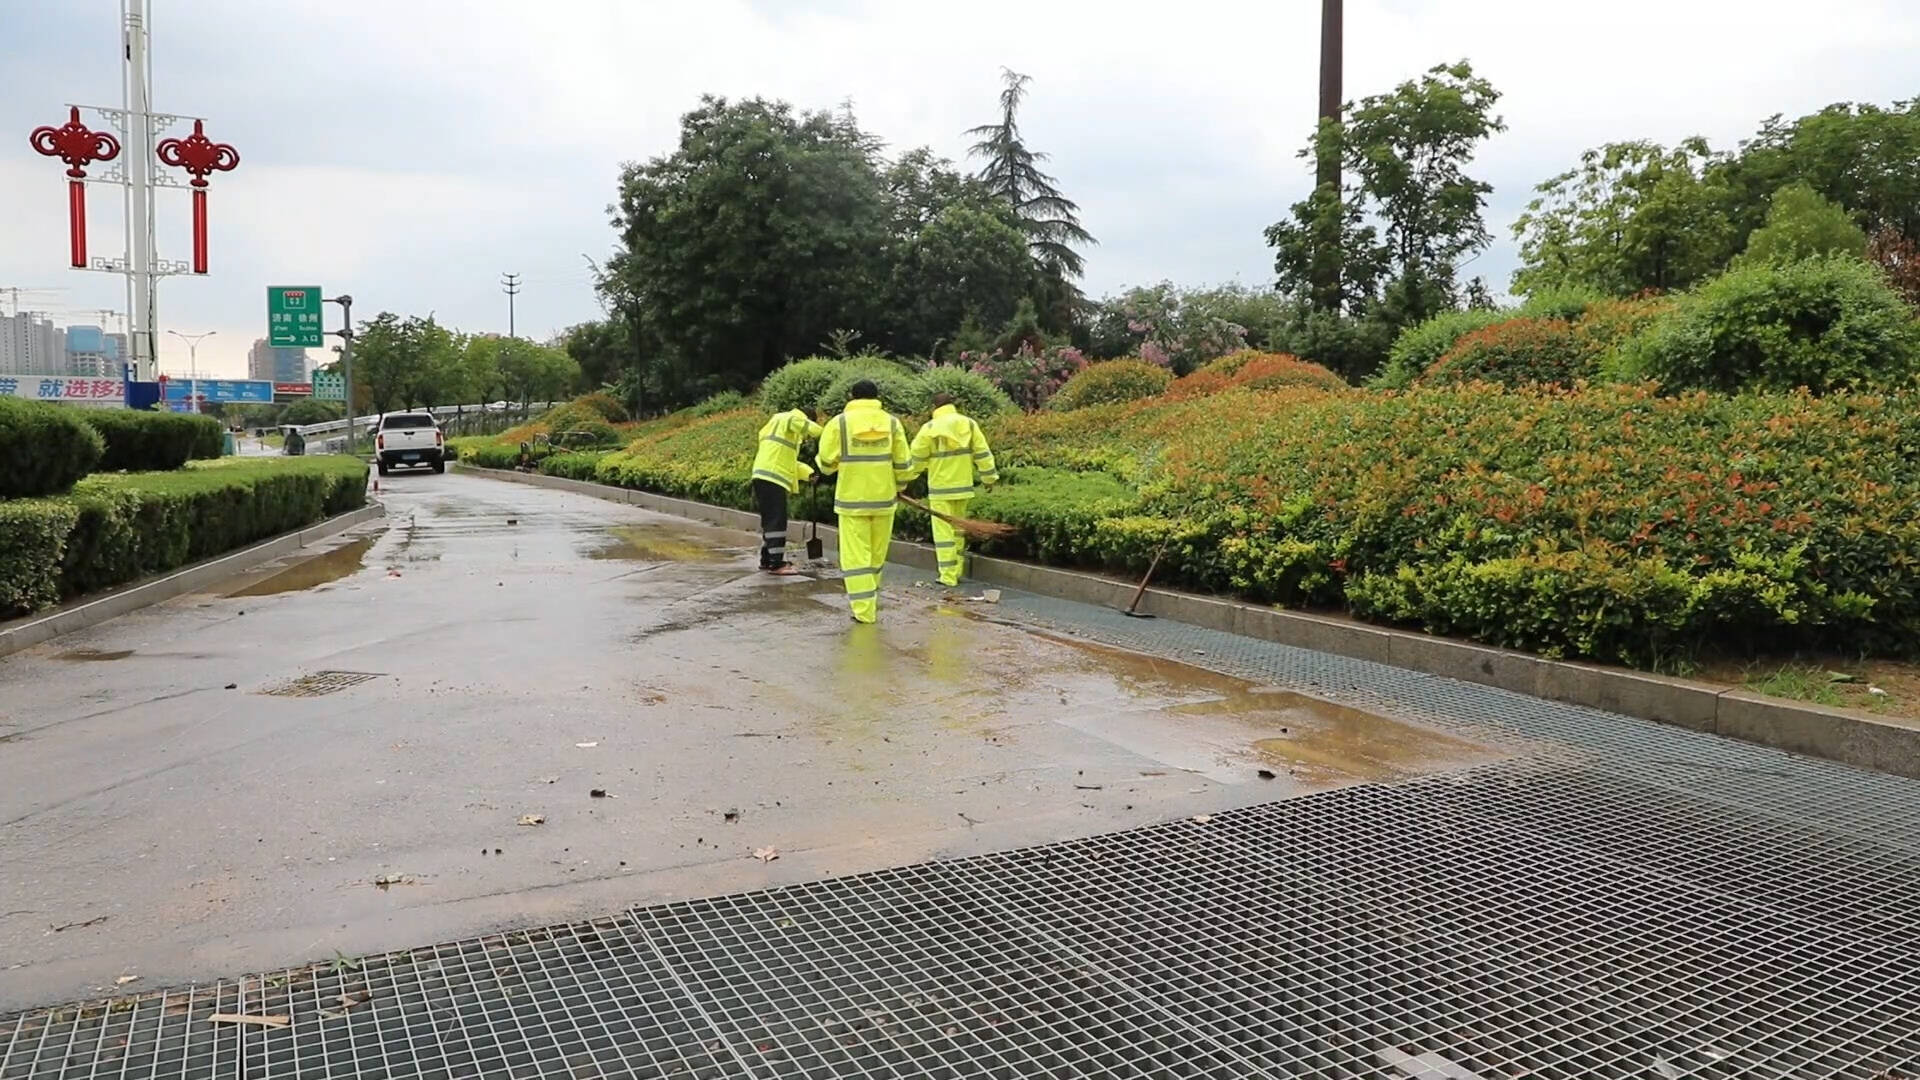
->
xmin=816 ymin=399 xmax=914 ymax=516
xmin=750 ymin=408 xmax=822 ymax=493
xmin=910 ymin=404 xmax=997 ymax=501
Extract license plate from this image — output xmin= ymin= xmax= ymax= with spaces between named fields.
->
xmin=402 ymin=452 xmax=420 ymax=461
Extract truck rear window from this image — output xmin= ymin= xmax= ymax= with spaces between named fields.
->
xmin=383 ymin=414 xmax=435 ymax=430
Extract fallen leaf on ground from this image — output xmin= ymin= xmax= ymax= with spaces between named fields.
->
xmin=753 ymin=847 xmax=779 ymax=863
xmin=115 ymin=975 xmax=140 ymax=986
xmin=724 ymin=809 xmax=740 ymax=823
xmin=575 ymin=742 xmax=598 ymax=748
xmin=1257 ymin=769 xmax=1277 ymax=780
xmin=517 ymin=815 xmax=545 ymax=826
xmin=224 ymin=683 xmax=238 ymax=690
xmin=589 ymin=789 xmax=608 ymax=799
xmin=1191 ymin=814 xmax=1213 ymax=824
xmin=208 ymin=1013 xmax=290 ymax=1028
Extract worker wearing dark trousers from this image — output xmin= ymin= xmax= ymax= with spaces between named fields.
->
xmin=750 ymin=407 xmax=822 ymax=574
xmin=754 ymin=477 xmax=794 ymax=571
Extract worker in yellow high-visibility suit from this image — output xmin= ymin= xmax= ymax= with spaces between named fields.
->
xmin=910 ymin=393 xmax=998 ymax=587
xmin=814 ymin=380 xmax=916 ymax=623
xmin=749 ymin=407 xmax=823 ymax=574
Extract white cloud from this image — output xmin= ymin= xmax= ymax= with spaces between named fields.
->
xmin=4 ymin=0 xmax=1917 ymax=378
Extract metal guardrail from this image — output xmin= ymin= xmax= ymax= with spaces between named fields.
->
xmin=294 ymin=401 xmax=559 ymax=438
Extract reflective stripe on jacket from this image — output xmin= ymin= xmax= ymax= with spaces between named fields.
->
xmin=909 ymin=404 xmax=996 ymax=501
xmin=815 ymin=399 xmax=915 ymax=516
xmin=750 ymin=409 xmax=823 ymax=493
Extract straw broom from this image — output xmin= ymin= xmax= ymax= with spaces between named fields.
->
xmin=896 ymin=494 xmax=1019 ymax=542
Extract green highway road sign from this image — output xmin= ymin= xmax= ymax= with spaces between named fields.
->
xmin=268 ymin=286 xmax=325 ymax=348
xmin=312 ymin=369 xmax=346 ymax=401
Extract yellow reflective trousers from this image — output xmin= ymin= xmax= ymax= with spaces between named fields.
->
xmin=928 ymin=497 xmax=969 ymax=587
xmin=837 ymin=509 xmax=895 ymax=624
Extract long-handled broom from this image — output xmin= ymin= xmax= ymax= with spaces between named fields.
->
xmin=895 ymin=494 xmax=1019 ymax=543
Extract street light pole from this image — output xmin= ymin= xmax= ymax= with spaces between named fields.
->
xmin=325 ymin=294 xmax=355 ymax=453
xmin=166 ymin=328 xmax=214 ymax=413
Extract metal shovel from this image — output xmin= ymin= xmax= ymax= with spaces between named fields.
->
xmin=805 ymin=476 xmax=825 ymax=561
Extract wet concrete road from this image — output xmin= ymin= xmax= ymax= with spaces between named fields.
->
xmin=0 ymin=472 xmax=1509 ymax=1010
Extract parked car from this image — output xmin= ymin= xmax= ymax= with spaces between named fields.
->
xmin=374 ymin=412 xmax=446 ymax=475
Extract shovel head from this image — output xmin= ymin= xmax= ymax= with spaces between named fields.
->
xmin=805 ymin=520 xmax=824 ymax=561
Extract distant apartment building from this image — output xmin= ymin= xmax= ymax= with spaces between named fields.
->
xmin=247 ymin=337 xmax=310 ymax=383
xmin=63 ymin=325 xmax=116 ymax=378
xmin=0 ymin=312 xmax=71 ymax=376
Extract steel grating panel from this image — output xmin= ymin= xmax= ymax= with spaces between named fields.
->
xmin=11 ymin=575 xmax=1920 ymax=1078
xmin=983 ymin=581 xmax=1920 ymax=848
xmin=8 ymin=759 xmax=1919 ymax=1078
xmin=260 ymin=671 xmax=383 ymax=698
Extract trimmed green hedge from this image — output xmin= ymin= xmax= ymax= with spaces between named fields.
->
xmin=0 ymin=398 xmax=105 ymax=497
xmin=442 ymin=382 xmax=1920 ymax=667
xmin=1049 ymin=360 xmax=1173 ymax=411
xmin=2 ymin=457 xmax=368 ymax=617
xmin=79 ymin=410 xmax=224 ymax=472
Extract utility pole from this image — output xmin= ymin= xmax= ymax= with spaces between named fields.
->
xmin=1317 ymin=0 xmax=1343 ymax=191
xmin=1312 ymin=0 xmax=1345 ymax=314
xmin=500 ymin=272 xmax=521 ymax=338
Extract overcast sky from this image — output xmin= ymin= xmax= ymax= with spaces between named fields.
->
xmin=3 ymin=0 xmax=1916 ymax=378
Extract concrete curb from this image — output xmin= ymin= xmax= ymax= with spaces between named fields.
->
xmin=0 ymin=501 xmax=388 ymax=660
xmin=458 ymin=464 xmax=1920 ymax=779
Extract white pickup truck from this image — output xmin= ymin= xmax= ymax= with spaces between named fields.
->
xmin=374 ymin=412 xmax=446 ymax=476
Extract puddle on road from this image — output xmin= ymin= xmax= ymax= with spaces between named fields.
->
xmin=590 ymin=525 xmax=741 ymax=563
xmin=227 ymin=536 xmax=377 ymax=596
xmin=1039 ymin=636 xmax=1503 ymax=786
xmin=1180 ymin=690 xmax=1492 ymax=783
xmin=54 ymin=648 xmax=133 ymax=662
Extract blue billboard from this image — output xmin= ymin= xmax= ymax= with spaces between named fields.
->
xmin=161 ymin=378 xmax=274 ymax=404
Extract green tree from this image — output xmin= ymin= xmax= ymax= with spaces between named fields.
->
xmin=967 ymin=69 xmax=1096 ymax=280
xmin=351 ymin=313 xmax=412 ymax=413
xmin=1267 ymin=61 xmax=1504 ymax=379
xmin=1735 ymin=183 xmax=1869 ymax=266
xmin=609 ymin=96 xmax=892 ymax=391
xmin=886 ymin=204 xmax=1034 ymax=359
xmin=281 ymin=398 xmax=343 ymax=426
xmin=1266 ymin=130 xmax=1388 ymax=317
xmin=494 ymin=338 xmax=579 ymax=412
xmin=1341 ymin=61 xmax=1506 ymax=325
xmin=462 ymin=335 xmax=508 ymax=406
xmin=563 ymin=318 xmax=632 ymax=394
xmin=1718 ymin=99 xmax=1920 ymax=245
xmin=1512 ymin=139 xmax=1736 ymax=296
xmin=350 ymin=313 xmax=464 ymax=411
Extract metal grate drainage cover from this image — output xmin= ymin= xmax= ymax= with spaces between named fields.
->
xmin=5 ymin=758 xmax=1917 ymax=1079
xmin=259 ymin=671 xmax=384 ymax=698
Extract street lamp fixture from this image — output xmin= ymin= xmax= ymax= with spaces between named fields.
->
xmin=166 ymin=328 xmax=215 ymax=413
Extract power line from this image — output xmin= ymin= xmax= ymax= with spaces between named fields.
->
xmin=501 ymin=272 xmax=522 ymax=338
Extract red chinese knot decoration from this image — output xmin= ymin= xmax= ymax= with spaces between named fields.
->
xmin=157 ymin=119 xmax=239 ymax=275
xmin=29 ymin=107 xmax=121 ymax=268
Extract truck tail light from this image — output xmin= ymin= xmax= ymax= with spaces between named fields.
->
xmin=376 ymin=434 xmax=385 ymax=450
xmin=436 ymin=430 xmax=444 ymax=445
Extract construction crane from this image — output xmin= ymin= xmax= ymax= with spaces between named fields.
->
xmin=0 ymin=286 xmax=69 ymax=317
